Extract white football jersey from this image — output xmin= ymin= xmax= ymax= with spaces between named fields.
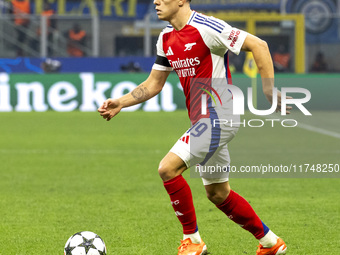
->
xmin=153 ymin=11 xmax=248 ymax=123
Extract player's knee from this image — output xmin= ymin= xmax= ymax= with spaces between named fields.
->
xmin=206 ymin=191 xmax=224 ymax=205
xmin=206 ymin=188 xmax=230 ymax=205
xmin=158 ymin=163 xmax=177 ymax=182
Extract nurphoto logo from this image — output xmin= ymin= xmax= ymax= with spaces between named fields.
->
xmin=191 ymin=78 xmax=312 ymax=128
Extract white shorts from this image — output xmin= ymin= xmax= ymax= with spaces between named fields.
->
xmin=170 ymin=118 xmax=238 ymax=185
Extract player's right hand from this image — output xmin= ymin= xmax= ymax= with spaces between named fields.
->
xmin=98 ymin=98 xmax=122 ymax=121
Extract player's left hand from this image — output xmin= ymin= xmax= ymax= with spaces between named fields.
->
xmin=264 ymin=90 xmax=293 ymax=114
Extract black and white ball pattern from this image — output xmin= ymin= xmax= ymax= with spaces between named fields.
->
xmin=64 ymin=231 xmax=107 ymax=255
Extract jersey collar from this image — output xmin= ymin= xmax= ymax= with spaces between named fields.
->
xmin=187 ymin=11 xmax=196 ymax=25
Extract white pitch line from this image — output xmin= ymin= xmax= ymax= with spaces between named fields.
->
xmin=298 ymin=122 xmax=340 ymax=139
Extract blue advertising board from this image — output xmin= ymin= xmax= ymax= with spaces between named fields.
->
xmin=0 ymin=57 xmax=156 ymax=73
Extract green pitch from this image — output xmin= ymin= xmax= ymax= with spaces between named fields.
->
xmin=0 ymin=111 xmax=339 ymax=254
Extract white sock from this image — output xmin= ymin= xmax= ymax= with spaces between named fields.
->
xmin=259 ymin=230 xmax=278 ymax=248
xmin=183 ymin=231 xmax=201 ymax=244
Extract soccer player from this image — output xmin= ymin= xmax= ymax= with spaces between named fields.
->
xmin=98 ymin=0 xmax=290 ymax=254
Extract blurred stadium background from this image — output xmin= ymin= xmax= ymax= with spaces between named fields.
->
xmin=1 ymin=0 xmax=340 ymax=73
xmin=0 ymin=0 xmax=340 ymax=111
xmin=0 ymin=0 xmax=339 ymax=128
xmin=0 ymin=0 xmax=339 ymax=254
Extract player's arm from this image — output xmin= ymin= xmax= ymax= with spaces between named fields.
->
xmin=241 ymin=34 xmax=292 ymax=113
xmin=98 ymin=69 xmax=170 ymax=121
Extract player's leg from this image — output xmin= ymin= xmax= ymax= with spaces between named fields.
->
xmin=206 ymin=181 xmax=281 ymax=251
xmin=204 ymin=180 xmax=230 ymax=205
xmin=200 ymin=145 xmax=286 ymax=255
xmin=159 ymin=152 xmax=198 ymax=237
xmin=204 ymin=179 xmax=286 ymax=254
xmin=158 ymin=152 xmax=187 ymax=181
xmin=204 ymin=179 xmax=271 ymax=239
xmin=160 ymin=138 xmax=207 ymax=254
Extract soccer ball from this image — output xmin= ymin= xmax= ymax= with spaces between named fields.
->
xmin=64 ymin=231 xmax=107 ymax=255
